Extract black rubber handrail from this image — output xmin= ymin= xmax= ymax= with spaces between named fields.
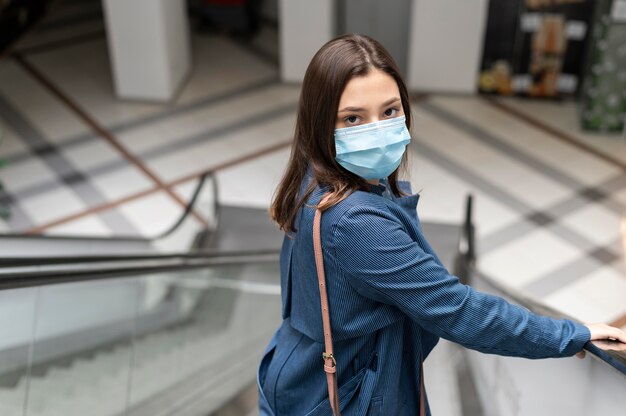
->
xmin=0 ymin=251 xmax=280 ymax=290
xmin=464 ymin=194 xmax=475 ymax=262
xmin=154 ymin=171 xmax=219 ymax=240
xmin=454 ymin=194 xmax=475 ymax=285
xmin=0 ymin=247 xmax=281 ymax=268
xmin=0 ymin=170 xmax=220 ymax=243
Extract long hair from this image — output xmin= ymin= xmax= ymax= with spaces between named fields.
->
xmin=270 ymin=33 xmax=413 ymax=234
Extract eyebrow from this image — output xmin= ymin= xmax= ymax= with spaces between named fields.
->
xmin=337 ymin=97 xmax=401 ymax=113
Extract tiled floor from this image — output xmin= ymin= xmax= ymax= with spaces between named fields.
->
xmin=0 ymin=0 xmax=625 ymax=346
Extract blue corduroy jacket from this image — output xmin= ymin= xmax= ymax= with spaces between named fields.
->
xmin=258 ymin=172 xmax=590 ymax=415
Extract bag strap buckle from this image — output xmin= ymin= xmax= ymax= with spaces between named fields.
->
xmin=322 ymin=352 xmax=337 ymax=367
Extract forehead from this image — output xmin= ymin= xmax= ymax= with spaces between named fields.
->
xmin=338 ymin=69 xmax=400 ymax=107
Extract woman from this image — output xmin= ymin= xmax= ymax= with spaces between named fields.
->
xmin=257 ymin=33 xmax=626 ymax=415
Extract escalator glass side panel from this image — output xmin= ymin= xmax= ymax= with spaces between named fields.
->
xmin=24 ymin=278 xmax=141 ymax=416
xmin=0 ymin=287 xmax=39 ymax=416
xmin=126 ymin=262 xmax=281 ymax=416
xmin=6 ymin=260 xmax=282 ymax=416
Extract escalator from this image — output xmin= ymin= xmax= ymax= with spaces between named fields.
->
xmin=0 ymin=251 xmax=281 ymax=416
xmin=457 ymin=200 xmax=626 ymax=415
xmin=0 ymin=171 xmax=285 ymax=416
xmin=0 ymin=169 xmax=469 ymax=415
xmin=467 ymin=264 xmax=626 ymax=415
xmin=0 ymin=180 xmax=624 ymax=415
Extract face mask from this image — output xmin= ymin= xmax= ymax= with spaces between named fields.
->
xmin=334 ymin=115 xmax=411 ymax=180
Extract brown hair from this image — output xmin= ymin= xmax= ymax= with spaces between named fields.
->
xmin=270 ymin=33 xmax=412 ymax=234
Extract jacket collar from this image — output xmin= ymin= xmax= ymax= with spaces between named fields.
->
xmin=305 ymin=164 xmax=419 ymax=206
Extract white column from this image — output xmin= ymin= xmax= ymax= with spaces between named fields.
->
xmin=102 ymin=0 xmax=191 ymax=102
xmin=279 ymin=0 xmax=335 ymax=83
xmin=407 ymin=0 xmax=489 ymax=93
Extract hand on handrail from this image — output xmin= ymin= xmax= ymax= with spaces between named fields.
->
xmin=575 ymin=323 xmax=626 ymax=359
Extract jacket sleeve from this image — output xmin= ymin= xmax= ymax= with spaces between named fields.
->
xmin=331 ymin=204 xmax=590 ymax=358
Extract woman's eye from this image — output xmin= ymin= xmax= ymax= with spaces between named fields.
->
xmin=345 ymin=115 xmax=359 ymax=124
xmin=384 ymin=107 xmax=399 ymax=117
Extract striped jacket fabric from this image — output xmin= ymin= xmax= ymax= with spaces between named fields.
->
xmin=258 ymin=171 xmax=590 ymax=415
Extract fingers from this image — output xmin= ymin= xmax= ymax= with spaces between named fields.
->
xmin=599 ymin=324 xmax=626 ymax=343
xmin=610 ymin=326 xmax=626 ymax=344
xmin=585 ymin=323 xmax=626 ymax=344
xmin=580 ymin=323 xmax=626 ymax=357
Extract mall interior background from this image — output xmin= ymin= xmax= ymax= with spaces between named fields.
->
xmin=0 ymin=0 xmax=625 ymax=415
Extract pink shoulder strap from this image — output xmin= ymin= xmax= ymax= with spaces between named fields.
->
xmin=313 ymin=193 xmax=425 ymax=416
xmin=313 ymin=194 xmax=340 ymax=414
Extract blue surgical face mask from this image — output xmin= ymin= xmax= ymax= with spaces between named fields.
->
xmin=334 ymin=115 xmax=411 ymax=180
